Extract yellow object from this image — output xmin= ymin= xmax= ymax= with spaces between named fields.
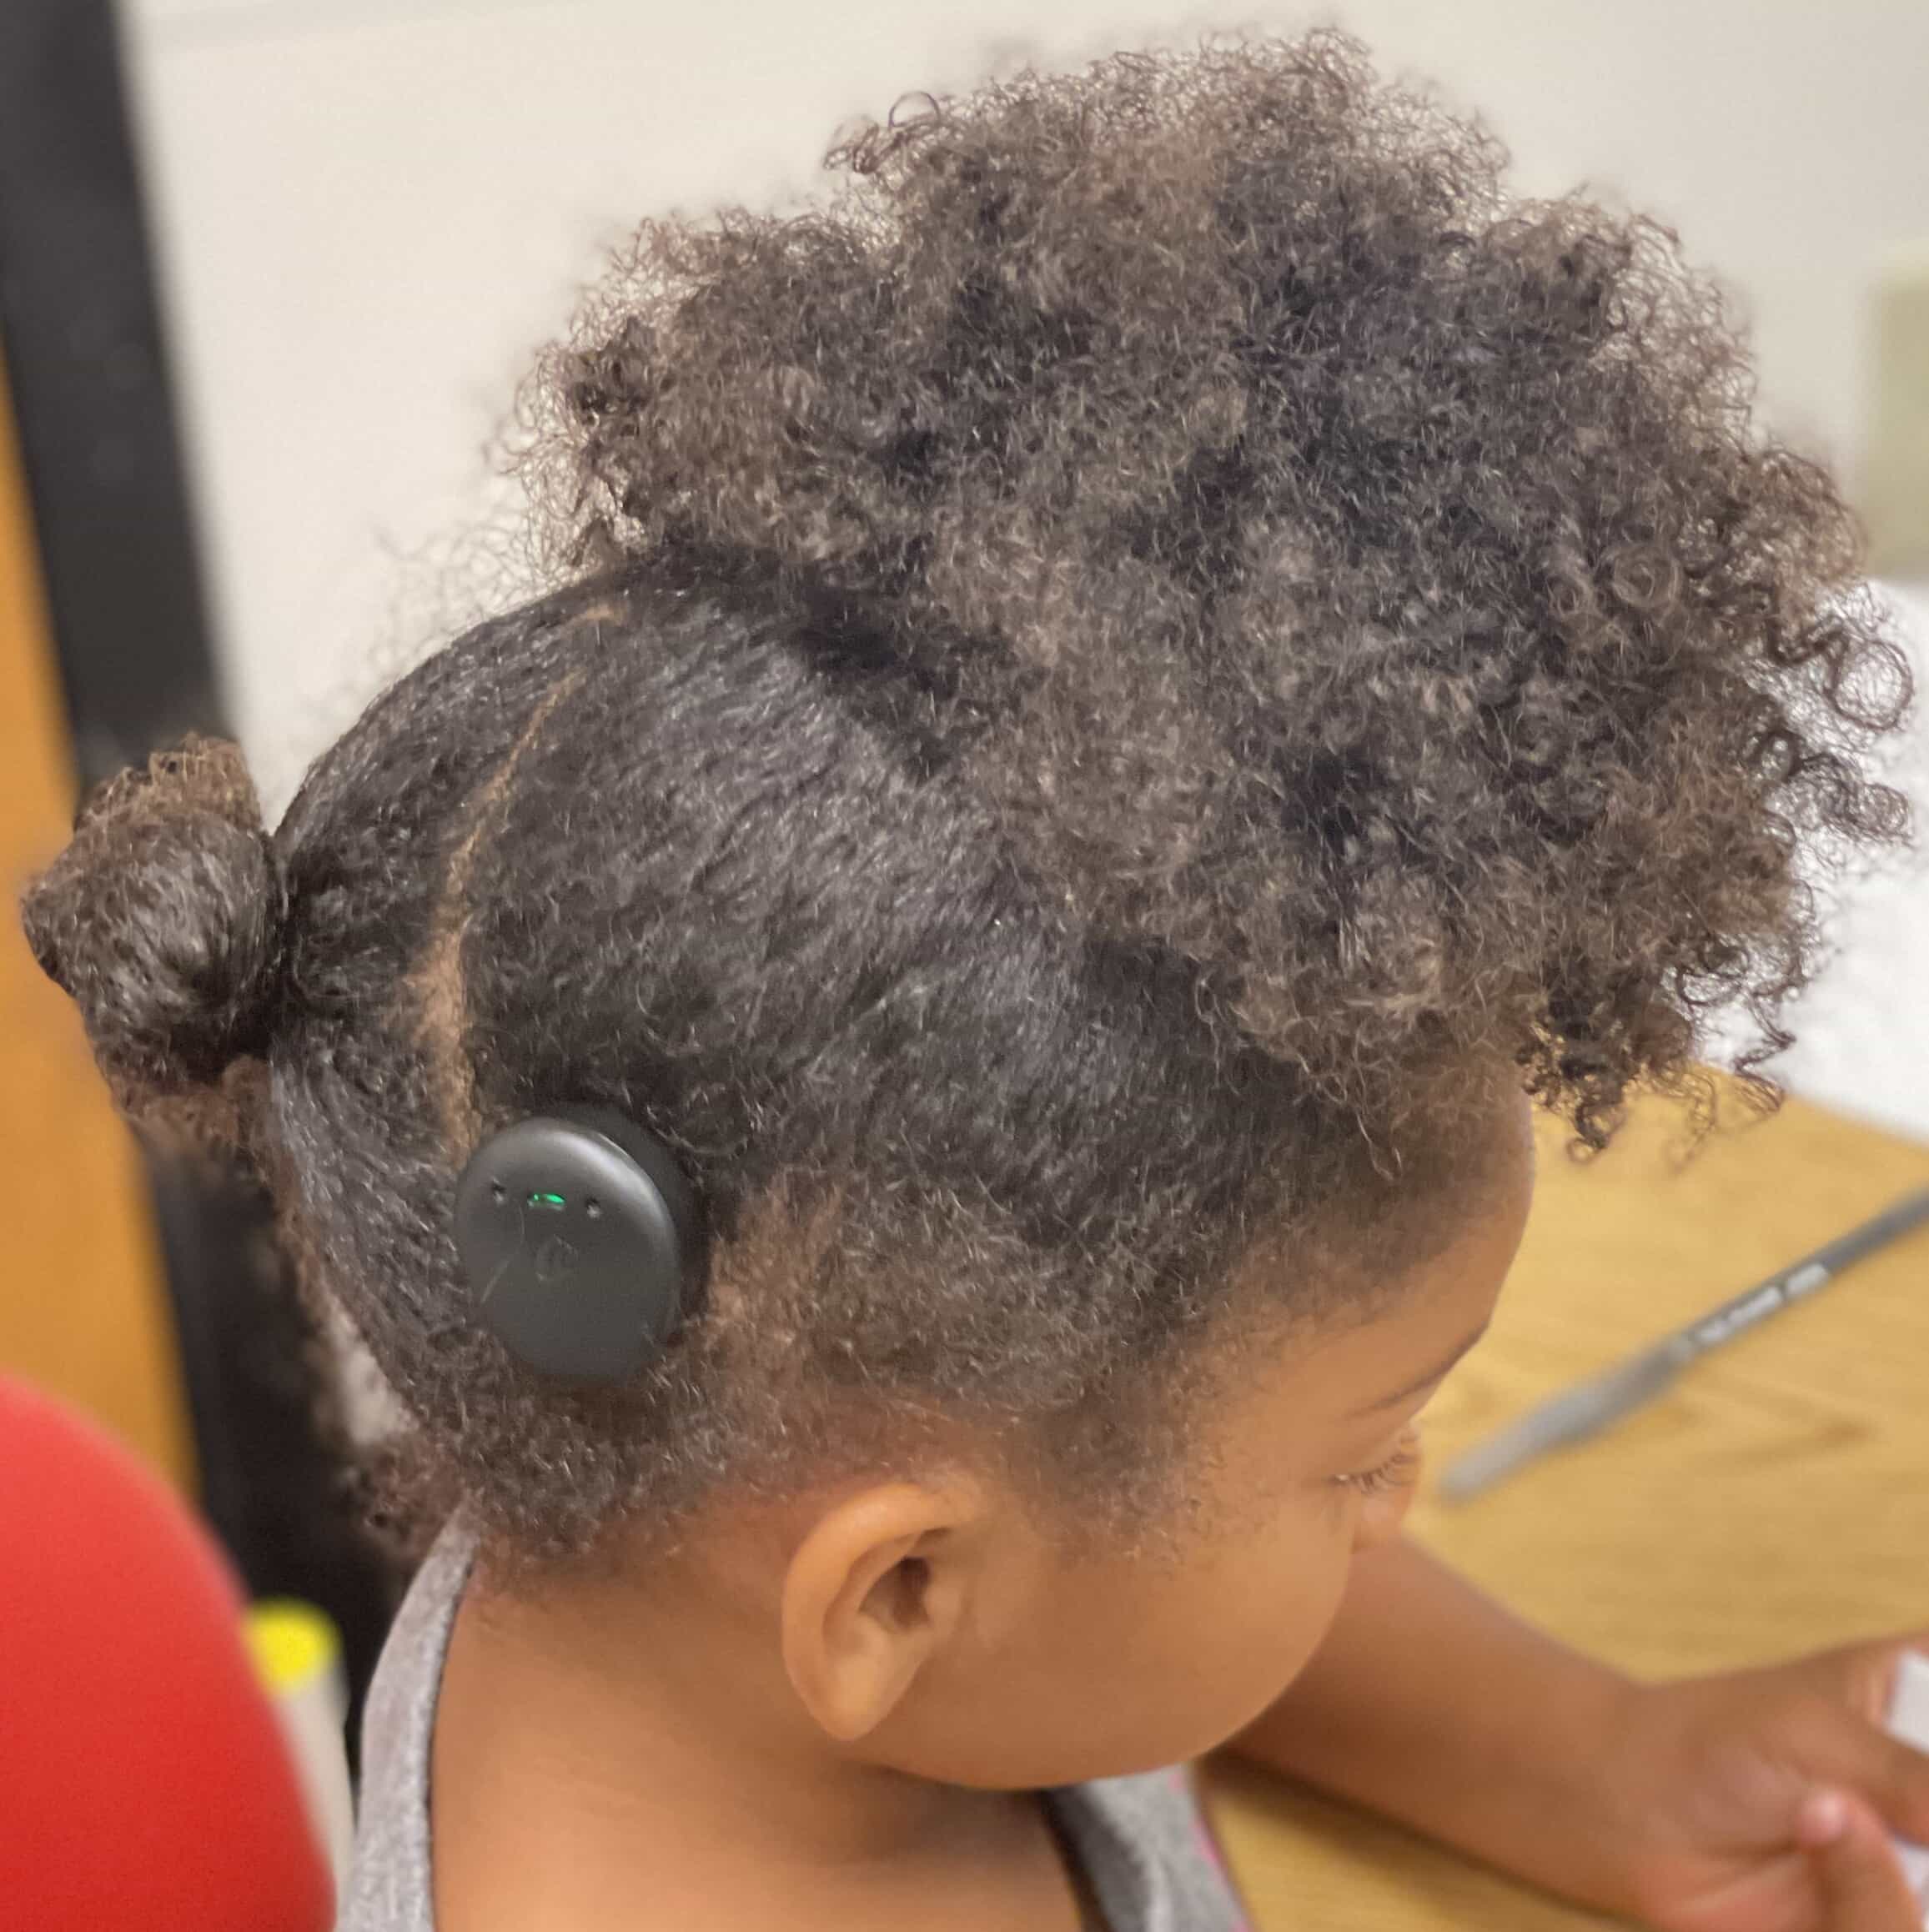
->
xmin=1203 ymin=1083 xmax=1929 ymax=1929
xmin=247 ymin=1596 xmax=356 ymax=1885
xmin=246 ymin=1598 xmax=344 ymax=1695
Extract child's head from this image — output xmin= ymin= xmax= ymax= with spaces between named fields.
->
xmin=22 ymin=32 xmax=1911 ymax=1777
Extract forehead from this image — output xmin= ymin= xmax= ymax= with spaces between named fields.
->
xmin=1223 ymin=1109 xmax=1535 ymax=1443
xmin=1291 ymin=1232 xmax=1507 ymax=1425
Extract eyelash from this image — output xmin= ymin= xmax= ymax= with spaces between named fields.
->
xmin=1334 ymin=1431 xmax=1423 ymax=1498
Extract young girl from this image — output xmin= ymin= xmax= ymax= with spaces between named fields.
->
xmin=24 ymin=32 xmax=1929 ymax=1932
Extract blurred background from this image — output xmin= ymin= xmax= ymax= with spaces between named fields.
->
xmin=0 ymin=0 xmax=1925 ymax=1900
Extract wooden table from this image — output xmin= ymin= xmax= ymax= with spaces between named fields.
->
xmin=1203 ymin=1085 xmax=1929 ymax=1929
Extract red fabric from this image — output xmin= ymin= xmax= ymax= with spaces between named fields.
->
xmin=0 ymin=1374 xmax=333 ymax=1931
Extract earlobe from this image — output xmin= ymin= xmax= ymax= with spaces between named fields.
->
xmin=779 ymin=1483 xmax=977 ymax=1746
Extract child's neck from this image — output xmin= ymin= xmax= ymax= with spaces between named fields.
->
xmin=429 ymin=1549 xmax=1101 ymax=1932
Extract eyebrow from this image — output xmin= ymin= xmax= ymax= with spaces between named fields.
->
xmin=1350 ymin=1322 xmax=1492 ymax=1418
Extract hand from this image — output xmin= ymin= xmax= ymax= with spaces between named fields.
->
xmin=1796 ymin=1791 xmax=1925 ymax=1932
xmin=1597 ymin=1635 xmax=1929 ymax=1932
xmin=1226 ymin=1545 xmax=1929 ymax=1931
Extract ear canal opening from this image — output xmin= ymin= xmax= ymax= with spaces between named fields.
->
xmin=876 ymin=1554 xmax=932 ymax=1630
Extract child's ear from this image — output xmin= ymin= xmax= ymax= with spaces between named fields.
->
xmin=779 ymin=1480 xmax=984 ymax=1744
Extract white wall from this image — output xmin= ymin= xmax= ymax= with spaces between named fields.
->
xmin=118 ymin=0 xmax=1929 ymax=1142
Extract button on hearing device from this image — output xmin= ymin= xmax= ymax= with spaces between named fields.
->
xmin=453 ymin=1107 xmax=705 ymax=1381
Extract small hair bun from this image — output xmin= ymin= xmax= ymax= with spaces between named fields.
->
xmin=20 ymin=736 xmax=287 ymax=1099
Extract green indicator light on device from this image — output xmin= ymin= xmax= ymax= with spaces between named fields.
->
xmin=528 ymin=1192 xmax=568 ymax=1209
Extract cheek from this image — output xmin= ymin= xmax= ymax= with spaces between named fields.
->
xmin=1146 ymin=1494 xmax=1362 ymax=1744
xmin=921 ymin=1493 xmax=1360 ymax=1788
xmin=1352 ymin=1474 xmax=1420 ymax=1552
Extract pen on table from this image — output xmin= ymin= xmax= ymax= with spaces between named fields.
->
xmin=1437 ymin=1185 xmax=1929 ymax=1504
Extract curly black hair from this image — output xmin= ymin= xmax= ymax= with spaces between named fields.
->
xmin=21 ymin=33 xmax=1911 ymax=1558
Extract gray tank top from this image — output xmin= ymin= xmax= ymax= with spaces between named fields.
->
xmin=336 ymin=1523 xmax=1253 ymax=1931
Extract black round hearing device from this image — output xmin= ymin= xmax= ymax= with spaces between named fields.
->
xmin=452 ymin=1106 xmax=705 ymax=1382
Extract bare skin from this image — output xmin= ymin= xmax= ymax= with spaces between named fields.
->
xmin=431 ymin=1082 xmax=1928 ymax=1931
xmin=430 ymin=1104 xmax=1518 ymax=1931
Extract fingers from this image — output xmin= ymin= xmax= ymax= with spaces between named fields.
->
xmin=1793 ymin=1637 xmax=1921 ymax=1724
xmin=1799 ymin=1789 xmax=1925 ymax=1931
xmin=1856 ymin=1639 xmax=1928 ymax=1725
xmin=1861 ymin=1731 xmax=1929 ymax=1848
xmin=1792 ymin=1660 xmax=1929 ymax=1844
xmin=1846 ymin=1636 xmax=1929 ymax=1723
